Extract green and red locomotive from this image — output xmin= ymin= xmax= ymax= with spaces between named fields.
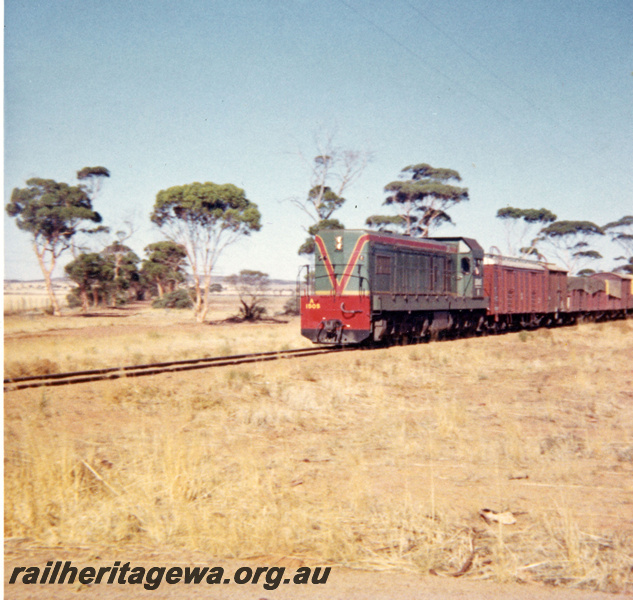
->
xmin=300 ymin=229 xmax=633 ymax=345
xmin=300 ymin=229 xmax=487 ymax=344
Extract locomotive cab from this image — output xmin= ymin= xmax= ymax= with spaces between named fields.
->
xmin=430 ymin=237 xmax=485 ymax=300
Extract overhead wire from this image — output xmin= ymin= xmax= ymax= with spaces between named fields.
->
xmin=335 ymin=0 xmax=520 ymax=125
xmin=400 ymin=0 xmax=579 ymax=141
xmin=334 ymin=0 xmax=581 ymax=161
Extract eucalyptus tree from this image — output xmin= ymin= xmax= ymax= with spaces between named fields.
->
xmin=534 ymin=220 xmax=604 ymax=274
xmin=102 ymin=242 xmax=141 ymax=306
xmin=64 ymin=252 xmax=111 ymax=311
xmin=603 ymin=215 xmax=633 ymax=273
xmin=141 ymin=241 xmax=188 ymax=298
xmin=72 ymin=166 xmax=111 ymax=255
xmin=150 ymin=181 xmax=261 ymax=322
xmin=495 ymin=207 xmax=557 ymax=256
xmin=77 ymin=166 xmax=110 ymax=198
xmin=366 ymin=163 xmax=469 ymax=237
xmin=6 ymin=178 xmax=103 ymax=315
xmin=293 ymin=133 xmax=372 ymax=255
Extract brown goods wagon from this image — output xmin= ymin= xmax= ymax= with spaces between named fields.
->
xmin=590 ymin=272 xmax=631 ymax=312
xmin=567 ymin=277 xmax=605 ymax=312
xmin=483 ymin=255 xmax=549 ymax=316
xmin=624 ymin=275 xmax=633 ymax=310
xmin=545 ymin=263 xmax=568 ymax=314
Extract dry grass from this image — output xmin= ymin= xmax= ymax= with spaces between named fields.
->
xmin=4 ymin=297 xmax=303 ymax=377
xmin=4 ymin=294 xmax=57 ymax=314
xmin=4 ymin=316 xmax=633 ymax=593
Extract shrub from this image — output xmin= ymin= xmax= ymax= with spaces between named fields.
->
xmin=66 ymin=289 xmax=83 ymax=308
xmin=282 ymin=294 xmax=300 ymax=316
xmin=152 ymin=289 xmax=193 ymax=309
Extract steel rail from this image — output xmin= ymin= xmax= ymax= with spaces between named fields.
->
xmin=4 ymin=347 xmax=346 ymax=392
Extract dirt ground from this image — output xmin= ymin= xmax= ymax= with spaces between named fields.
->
xmin=4 ymin=311 xmax=633 ymax=598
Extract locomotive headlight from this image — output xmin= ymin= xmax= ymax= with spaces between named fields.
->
xmin=335 ymin=236 xmax=343 ymax=251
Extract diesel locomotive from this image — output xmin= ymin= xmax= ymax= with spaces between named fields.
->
xmin=300 ymin=229 xmax=633 ymax=345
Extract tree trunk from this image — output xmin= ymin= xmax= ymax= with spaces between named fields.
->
xmin=193 ymin=272 xmax=206 ymax=322
xmin=34 ymin=244 xmax=61 ymax=316
xmin=43 ymin=270 xmax=62 ymax=316
xmin=196 ymin=289 xmax=210 ymax=323
xmin=80 ymin=287 xmax=89 ymax=312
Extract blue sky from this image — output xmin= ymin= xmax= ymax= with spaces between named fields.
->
xmin=4 ymin=0 xmax=632 ymax=281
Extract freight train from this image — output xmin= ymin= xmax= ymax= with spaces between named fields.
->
xmin=299 ymin=229 xmax=633 ymax=345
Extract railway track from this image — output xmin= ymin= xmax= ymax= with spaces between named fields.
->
xmin=3 ymin=347 xmax=347 ymax=392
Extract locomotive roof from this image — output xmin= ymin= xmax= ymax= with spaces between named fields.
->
xmin=429 ymin=236 xmax=485 ymax=257
xmin=319 ymin=229 xmax=483 ymax=255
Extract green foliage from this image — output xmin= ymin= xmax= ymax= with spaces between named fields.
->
xmin=574 ymin=250 xmax=602 ymax=260
xmin=603 ymin=215 xmax=633 ymax=231
xmin=66 ymin=288 xmax=84 ymax=308
xmin=293 ymin=139 xmax=371 ymax=255
xmin=309 ymin=185 xmax=346 ymax=221
xmin=496 ymin=207 xmax=557 ymax=223
xmin=77 ymin=166 xmax=110 ymax=181
xmin=65 ymin=252 xmax=111 ymax=285
xmin=538 ymin=220 xmax=604 ymax=238
xmin=367 ymin=163 xmax=468 ymax=237
xmin=101 ymin=242 xmax=141 ymax=304
xmin=152 ymin=289 xmax=193 ymax=309
xmin=150 ymin=181 xmax=261 ymax=322
xmin=519 ymin=246 xmax=542 ymax=257
xmin=6 ymin=177 xmax=104 ymax=315
xmin=64 ymin=252 xmax=112 ymax=310
xmin=65 ymin=246 xmax=141 ymax=309
xmin=6 ymin=178 xmax=102 ymax=244
xmin=141 ymin=240 xmax=187 ymax=297
xmin=151 ymin=181 xmax=261 ymax=234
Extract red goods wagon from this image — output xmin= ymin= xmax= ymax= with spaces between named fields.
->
xmin=567 ymin=273 xmax=632 ymax=316
xmin=590 ymin=273 xmax=632 ymax=314
xmin=545 ymin=264 xmax=568 ymax=314
xmin=483 ymin=254 xmax=549 ymax=317
xmin=624 ymin=275 xmax=633 ymax=311
xmin=567 ymin=277 xmax=604 ymax=313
